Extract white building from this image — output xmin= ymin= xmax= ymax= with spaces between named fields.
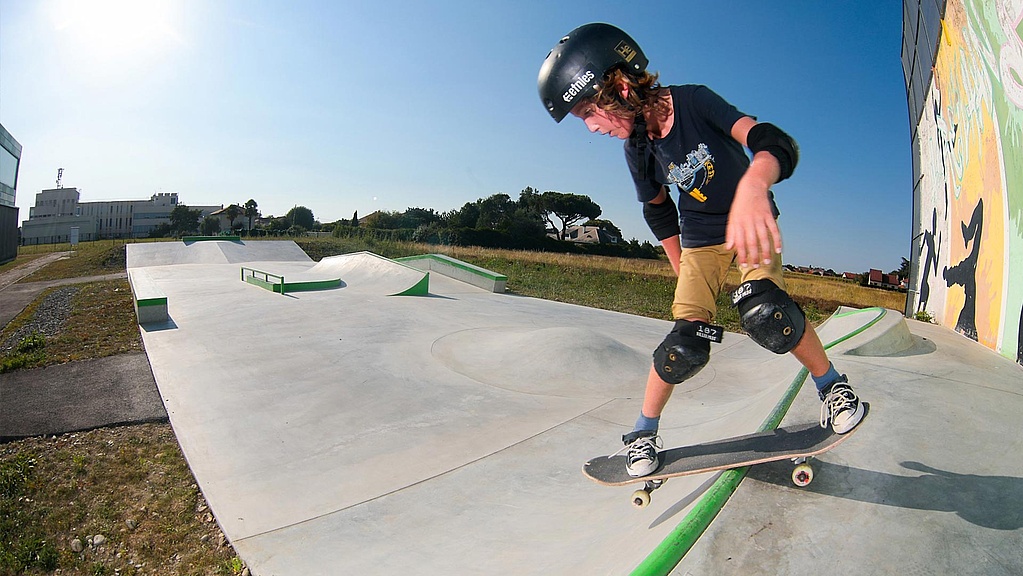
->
xmin=21 ymin=188 xmax=95 ymax=245
xmin=20 ymin=188 xmax=222 ymax=245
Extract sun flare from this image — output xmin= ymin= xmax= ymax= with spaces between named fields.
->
xmin=49 ymin=0 xmax=182 ymax=62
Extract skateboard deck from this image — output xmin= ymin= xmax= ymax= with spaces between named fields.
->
xmin=583 ymin=403 xmax=868 ymax=506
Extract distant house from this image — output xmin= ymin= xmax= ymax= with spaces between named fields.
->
xmin=209 ymin=204 xmax=251 ymax=232
xmin=843 ymin=272 xmax=860 ymax=281
xmin=867 ymin=268 xmax=902 ymax=289
xmin=553 ymin=225 xmax=621 ymax=245
xmin=867 ymin=269 xmax=883 ymax=287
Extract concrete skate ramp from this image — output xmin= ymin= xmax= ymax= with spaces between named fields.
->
xmin=432 ymin=326 xmax=650 ymax=398
xmin=126 ymin=239 xmax=310 ymax=268
xmin=133 ymin=253 xmax=929 ymax=574
xmin=306 ymin=251 xmax=429 ymax=296
xmin=244 ymin=251 xmax=429 ymax=296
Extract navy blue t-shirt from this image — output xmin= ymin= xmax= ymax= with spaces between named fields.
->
xmin=625 ymin=85 xmax=779 ymax=247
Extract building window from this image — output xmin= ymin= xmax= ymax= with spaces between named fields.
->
xmin=0 ymin=144 xmax=18 ymax=191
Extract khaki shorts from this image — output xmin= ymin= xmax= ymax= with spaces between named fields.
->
xmin=672 ymin=243 xmax=786 ymax=322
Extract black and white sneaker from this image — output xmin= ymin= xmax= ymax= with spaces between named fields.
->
xmin=819 ymin=375 xmax=865 ymax=434
xmin=617 ymin=430 xmax=662 ymax=477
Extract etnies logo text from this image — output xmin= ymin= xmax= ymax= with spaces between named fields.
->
xmin=562 ymin=70 xmax=596 ymax=103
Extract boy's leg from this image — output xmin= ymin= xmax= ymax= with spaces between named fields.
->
xmin=789 ymin=319 xmax=830 ymax=376
xmin=653 ymin=243 xmax=732 ymax=420
xmin=623 ymin=245 xmax=732 ymax=477
xmin=620 ymin=365 xmax=673 ymax=478
xmin=669 ymin=244 xmax=734 ymax=323
xmin=736 ymin=254 xmax=865 ymax=433
xmin=640 ymin=364 xmax=674 ymax=424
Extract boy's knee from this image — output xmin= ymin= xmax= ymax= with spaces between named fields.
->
xmin=731 ymin=280 xmax=805 ymax=354
xmin=652 ymin=320 xmax=722 ymax=384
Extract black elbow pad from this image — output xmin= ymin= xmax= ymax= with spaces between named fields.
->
xmin=747 ymin=122 xmax=799 ymax=181
xmin=642 ymin=194 xmax=680 ymax=240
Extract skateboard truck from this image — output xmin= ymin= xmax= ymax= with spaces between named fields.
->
xmin=631 ymin=457 xmax=816 ymax=509
xmin=631 ymin=479 xmax=665 ymax=509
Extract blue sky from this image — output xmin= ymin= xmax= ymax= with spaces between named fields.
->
xmin=1 ymin=1 xmax=910 ymax=273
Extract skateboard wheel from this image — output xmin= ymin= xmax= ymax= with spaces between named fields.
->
xmin=631 ymin=489 xmax=651 ymax=509
xmin=792 ymin=463 xmax=814 ymax=487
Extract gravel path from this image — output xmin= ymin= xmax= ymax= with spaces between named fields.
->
xmin=0 ymin=285 xmax=79 ymax=353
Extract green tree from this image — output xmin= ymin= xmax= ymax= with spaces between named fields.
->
xmin=267 ymin=217 xmax=290 ymax=234
xmin=371 ymin=211 xmax=403 ymax=229
xmin=475 ymin=194 xmax=516 ymax=230
xmin=403 ymin=207 xmax=442 ymax=229
xmin=891 ymin=257 xmax=910 ymax=278
xmin=169 ymin=205 xmax=202 ymax=236
xmin=224 ymin=204 xmax=243 ymax=231
xmin=148 ymin=223 xmax=173 ymax=238
xmin=518 ymin=186 xmax=544 ymax=214
xmin=540 ymin=191 xmax=602 ymax=240
xmin=201 ymin=216 xmax=221 ymax=236
xmin=444 ymin=202 xmax=481 ymax=229
xmin=287 ymin=206 xmax=315 ymax=230
xmin=244 ymin=199 xmax=259 ymax=230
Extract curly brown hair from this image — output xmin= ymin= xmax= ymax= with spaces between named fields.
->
xmin=591 ymin=68 xmax=670 ymax=119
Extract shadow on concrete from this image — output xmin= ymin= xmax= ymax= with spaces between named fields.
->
xmin=649 ymin=473 xmax=723 ymax=529
xmin=747 ymin=458 xmax=1023 ymax=530
xmin=140 ymin=318 xmax=180 ymax=332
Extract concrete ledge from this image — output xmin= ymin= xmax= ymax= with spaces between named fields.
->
xmin=396 ymin=254 xmax=507 ymax=293
xmin=182 ymin=235 xmax=241 ymax=243
xmin=128 ymin=268 xmax=168 ymax=325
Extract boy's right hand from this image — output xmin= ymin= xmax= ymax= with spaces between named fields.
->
xmin=726 ymin=156 xmax=782 ymax=268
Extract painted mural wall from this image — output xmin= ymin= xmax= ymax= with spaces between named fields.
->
xmin=910 ymin=0 xmax=1023 ymax=365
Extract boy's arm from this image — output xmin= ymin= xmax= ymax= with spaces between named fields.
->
xmin=644 ymin=186 xmax=682 ymax=275
xmin=725 ymin=116 xmax=784 ymax=268
xmin=661 ymin=235 xmax=682 ymax=276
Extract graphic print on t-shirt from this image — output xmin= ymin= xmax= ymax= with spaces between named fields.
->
xmin=666 ymin=143 xmax=715 ymax=203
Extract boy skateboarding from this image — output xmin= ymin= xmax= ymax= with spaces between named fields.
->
xmin=537 ymin=23 xmax=865 ymax=478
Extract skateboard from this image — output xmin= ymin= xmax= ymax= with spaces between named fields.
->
xmin=583 ymin=403 xmax=869 ymax=508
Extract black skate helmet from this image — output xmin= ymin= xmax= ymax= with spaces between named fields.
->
xmin=538 ymin=23 xmax=648 ymax=123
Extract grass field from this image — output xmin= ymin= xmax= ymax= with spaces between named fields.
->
xmin=0 ymin=238 xmax=907 ymax=574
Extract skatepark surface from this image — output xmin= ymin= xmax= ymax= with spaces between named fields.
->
xmin=117 ymin=240 xmax=1021 ymax=575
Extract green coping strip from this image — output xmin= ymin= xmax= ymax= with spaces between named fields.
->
xmin=136 ymin=298 xmax=168 ymax=307
xmin=396 ymin=254 xmax=507 ymax=282
xmin=182 ymin=236 xmax=241 ymax=243
xmin=630 ymin=306 xmax=888 ymax=576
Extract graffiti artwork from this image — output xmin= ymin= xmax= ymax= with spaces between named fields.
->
xmin=910 ymin=0 xmax=1023 ymax=364
xmin=942 ymin=199 xmax=983 ymax=341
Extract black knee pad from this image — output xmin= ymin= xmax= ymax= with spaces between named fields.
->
xmin=731 ymin=280 xmax=805 ymax=354
xmin=652 ymin=320 xmax=721 ymax=384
